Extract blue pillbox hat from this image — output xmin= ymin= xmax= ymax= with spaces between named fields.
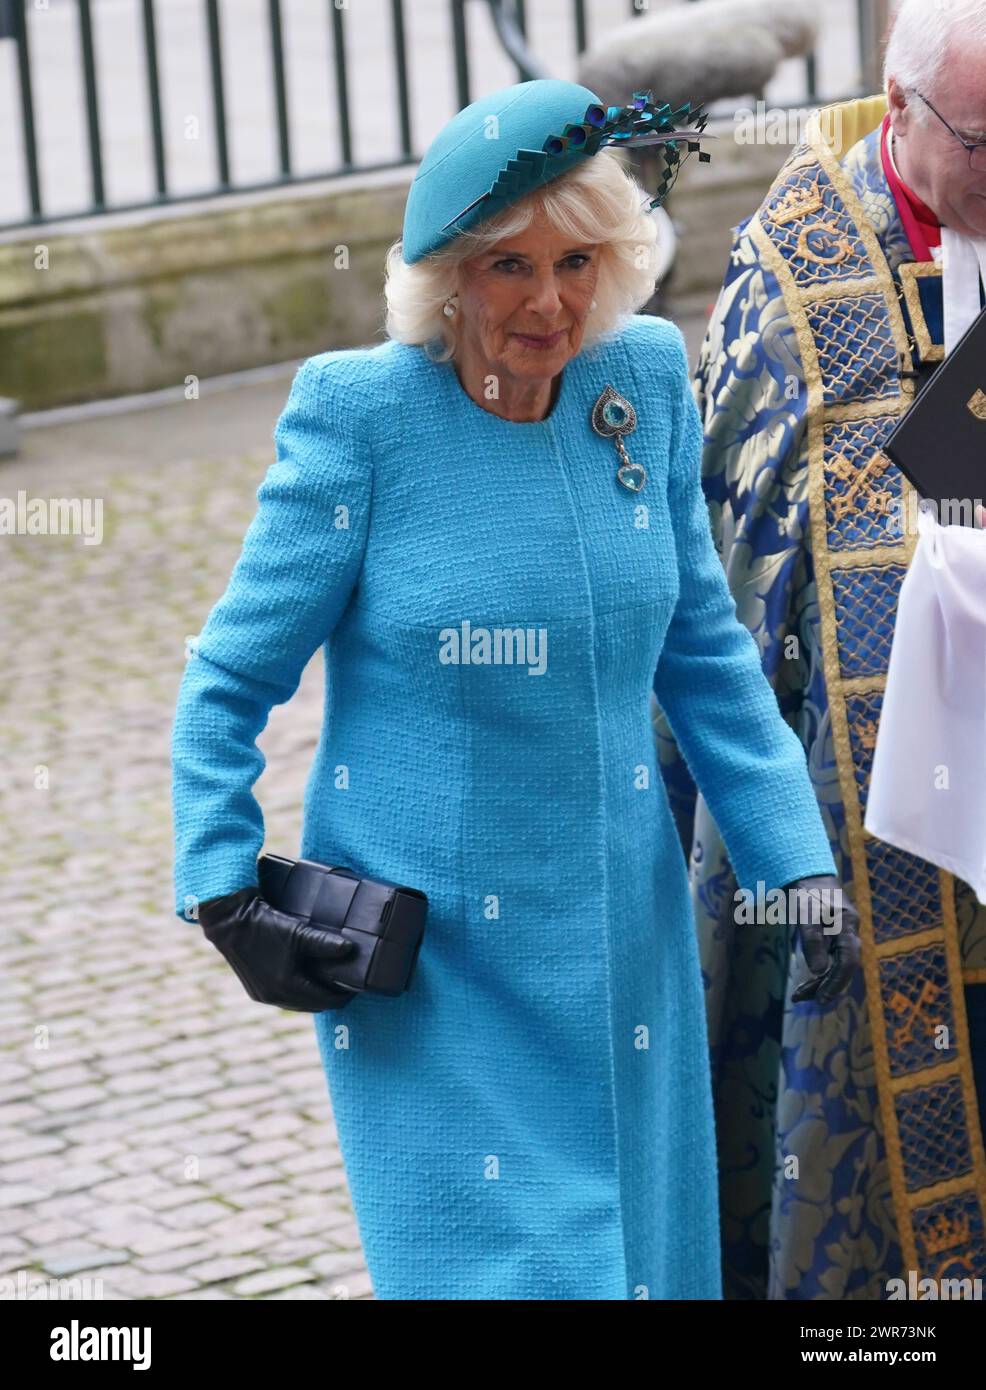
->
xmin=401 ymin=79 xmax=713 ymax=265
xmin=402 ymin=80 xmax=600 ymax=265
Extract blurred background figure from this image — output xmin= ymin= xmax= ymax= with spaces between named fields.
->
xmin=578 ymin=0 xmax=818 ymax=108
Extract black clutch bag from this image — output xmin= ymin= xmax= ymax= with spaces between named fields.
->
xmin=257 ymin=853 xmax=427 ymax=998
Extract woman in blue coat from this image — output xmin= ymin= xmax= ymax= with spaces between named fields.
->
xmin=171 ymin=79 xmax=860 ymax=1300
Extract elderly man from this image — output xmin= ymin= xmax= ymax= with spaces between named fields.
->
xmin=656 ymin=0 xmax=986 ymax=1299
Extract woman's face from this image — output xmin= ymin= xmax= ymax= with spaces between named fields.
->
xmin=453 ymin=213 xmax=600 ymax=389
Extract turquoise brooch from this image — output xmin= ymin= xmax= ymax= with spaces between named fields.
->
xmin=591 ymin=385 xmax=646 ymax=492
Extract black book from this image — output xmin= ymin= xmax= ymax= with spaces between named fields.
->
xmin=883 ymin=302 xmax=986 ymax=526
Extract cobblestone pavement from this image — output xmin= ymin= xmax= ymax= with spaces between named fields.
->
xmin=0 ymin=368 xmax=374 ymax=1300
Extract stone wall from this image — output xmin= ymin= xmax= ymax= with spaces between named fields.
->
xmin=0 ymin=120 xmax=794 ymax=410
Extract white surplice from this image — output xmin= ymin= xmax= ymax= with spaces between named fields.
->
xmin=862 ymin=225 xmax=986 ymax=903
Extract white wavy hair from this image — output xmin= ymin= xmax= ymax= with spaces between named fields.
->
xmin=884 ymin=0 xmax=986 ymax=127
xmin=383 ymin=147 xmax=662 ymax=362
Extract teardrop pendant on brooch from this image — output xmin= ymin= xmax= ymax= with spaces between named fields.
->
xmin=590 ymin=385 xmax=647 ymax=493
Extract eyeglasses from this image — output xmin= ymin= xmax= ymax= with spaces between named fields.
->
xmin=914 ymin=91 xmax=986 ymax=173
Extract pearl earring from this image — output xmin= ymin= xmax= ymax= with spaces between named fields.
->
xmin=443 ymin=296 xmax=459 ymax=318
xmin=590 ymin=299 xmax=597 ymax=312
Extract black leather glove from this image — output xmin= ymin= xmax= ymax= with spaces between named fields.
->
xmin=196 ymin=886 xmax=358 ymax=1013
xmin=783 ymin=875 xmax=862 ymax=1004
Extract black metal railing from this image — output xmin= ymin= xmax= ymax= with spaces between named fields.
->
xmin=0 ymin=0 xmax=886 ymax=233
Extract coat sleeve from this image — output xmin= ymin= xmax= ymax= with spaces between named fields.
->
xmin=652 ymin=325 xmax=836 ymax=894
xmin=170 ymin=354 xmax=373 ymax=921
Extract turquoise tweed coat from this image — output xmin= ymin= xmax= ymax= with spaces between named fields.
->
xmin=170 ymin=313 xmax=836 ymax=1300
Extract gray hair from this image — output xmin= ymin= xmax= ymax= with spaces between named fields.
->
xmin=884 ymin=0 xmax=986 ymax=125
xmin=383 ymin=147 xmax=663 ymax=362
